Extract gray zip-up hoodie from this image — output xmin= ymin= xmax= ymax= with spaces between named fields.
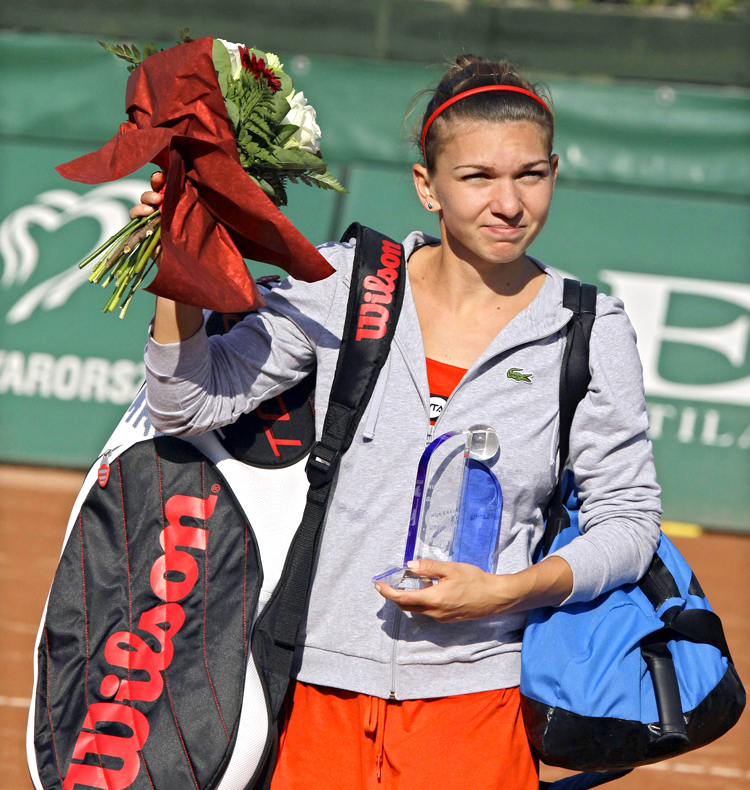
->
xmin=144 ymin=231 xmax=662 ymax=700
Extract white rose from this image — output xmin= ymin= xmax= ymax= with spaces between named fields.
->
xmin=282 ymin=91 xmax=322 ymax=155
xmin=216 ymin=38 xmax=243 ymax=80
xmin=265 ymin=52 xmax=283 ymax=70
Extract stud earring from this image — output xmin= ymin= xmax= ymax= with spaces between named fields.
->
xmin=427 ymin=202 xmax=434 ymax=210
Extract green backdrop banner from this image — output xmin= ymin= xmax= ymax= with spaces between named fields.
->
xmin=1 ymin=34 xmax=748 ymax=531
xmin=2 ymin=1 xmax=749 ymax=86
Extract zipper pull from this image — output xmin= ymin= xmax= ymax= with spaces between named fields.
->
xmin=425 ymin=423 xmax=436 ymax=446
xmin=98 ymin=451 xmax=112 ymax=488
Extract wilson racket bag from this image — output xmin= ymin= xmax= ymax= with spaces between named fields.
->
xmin=522 ymin=281 xmax=745 ymax=781
xmin=27 ymin=224 xmax=406 ymax=790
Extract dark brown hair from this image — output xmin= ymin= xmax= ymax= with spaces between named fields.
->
xmin=412 ymin=55 xmax=555 ymax=171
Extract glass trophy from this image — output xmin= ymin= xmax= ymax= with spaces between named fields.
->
xmin=373 ymin=425 xmax=503 ymax=590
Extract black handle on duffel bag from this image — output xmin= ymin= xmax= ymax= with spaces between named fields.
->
xmin=637 ymin=552 xmax=736 ymax=752
xmin=636 ymin=553 xmax=690 ymax=746
xmin=640 ymin=639 xmax=690 ymax=747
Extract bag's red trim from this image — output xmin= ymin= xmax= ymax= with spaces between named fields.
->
xmin=201 ymin=461 xmax=230 ymax=741
xmin=45 ymin=628 xmax=64 ymax=784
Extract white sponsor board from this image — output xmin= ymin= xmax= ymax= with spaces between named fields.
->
xmin=0 ymin=350 xmax=145 ymax=405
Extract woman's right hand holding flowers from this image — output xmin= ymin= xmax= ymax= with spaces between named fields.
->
xmin=131 ymin=171 xmax=165 ymax=219
xmin=131 ymin=171 xmax=205 ymax=343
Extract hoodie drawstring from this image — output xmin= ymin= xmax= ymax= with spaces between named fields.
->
xmin=364 ymin=694 xmax=387 ymax=781
xmin=362 ymin=354 xmax=391 ymax=441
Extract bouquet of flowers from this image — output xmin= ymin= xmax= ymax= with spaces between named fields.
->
xmin=57 ymin=30 xmax=344 ymax=317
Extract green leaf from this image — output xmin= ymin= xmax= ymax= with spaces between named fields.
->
xmin=225 ymin=80 xmax=239 ymax=104
xmin=255 ymin=176 xmax=277 ymax=198
xmin=303 ymin=170 xmax=349 ymax=193
xmin=132 ymin=44 xmax=141 ymax=60
xmin=239 ymin=139 xmax=261 ymax=158
xmin=212 ymin=38 xmax=233 ymax=96
xmin=245 ymin=119 xmax=274 ymax=147
xmin=98 ymin=40 xmax=144 ymax=68
xmin=269 ymin=71 xmax=294 ymax=123
xmin=275 ymin=123 xmax=299 ymax=146
xmin=277 ymin=69 xmax=293 ymax=97
xmin=253 ymin=147 xmax=281 ymax=165
xmin=249 ymin=114 xmax=274 ymax=137
xmin=273 ymin=146 xmax=327 ymax=173
xmin=276 ymin=180 xmax=289 ymax=206
xmin=224 ymin=99 xmax=240 ymax=129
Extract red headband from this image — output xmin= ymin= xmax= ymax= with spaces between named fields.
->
xmin=421 ymin=85 xmax=552 ymax=158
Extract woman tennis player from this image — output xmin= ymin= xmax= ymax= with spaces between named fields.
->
xmin=134 ymin=55 xmax=661 ymax=790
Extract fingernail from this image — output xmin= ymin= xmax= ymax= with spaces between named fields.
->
xmin=407 ymin=561 xmax=417 ymax=570
xmin=374 ymin=584 xmax=381 ymax=592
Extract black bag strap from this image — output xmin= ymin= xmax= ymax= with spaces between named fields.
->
xmin=662 ymin=608 xmax=733 ymax=661
xmin=255 ymin=223 xmax=406 ymax=712
xmin=305 ymin=223 xmax=406 ymax=486
xmin=540 ymin=279 xmax=597 ymax=557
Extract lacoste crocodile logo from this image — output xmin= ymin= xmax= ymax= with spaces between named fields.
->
xmin=507 ymin=367 xmax=533 ymax=384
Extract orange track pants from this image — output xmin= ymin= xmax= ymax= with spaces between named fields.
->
xmin=270 ymin=682 xmax=539 ymax=790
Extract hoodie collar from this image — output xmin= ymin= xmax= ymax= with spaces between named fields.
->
xmin=395 ymin=231 xmax=574 ymax=390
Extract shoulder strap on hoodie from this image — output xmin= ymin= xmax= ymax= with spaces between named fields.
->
xmin=254 ymin=223 xmax=406 ymax=715
xmin=540 ymin=279 xmax=597 ymax=557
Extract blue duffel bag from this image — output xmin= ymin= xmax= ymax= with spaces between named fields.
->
xmin=521 ymin=282 xmax=745 ymax=788
xmin=522 ymin=471 xmax=745 ymax=775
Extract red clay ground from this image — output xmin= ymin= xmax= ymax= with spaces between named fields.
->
xmin=2 ymin=464 xmax=748 ymax=790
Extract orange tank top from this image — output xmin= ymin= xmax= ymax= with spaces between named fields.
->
xmin=425 ymin=357 xmax=467 ymax=425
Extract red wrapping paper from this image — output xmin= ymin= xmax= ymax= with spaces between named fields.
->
xmin=56 ymin=37 xmax=335 ymax=311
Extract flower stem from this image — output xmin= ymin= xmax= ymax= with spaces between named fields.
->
xmin=80 ymin=211 xmax=161 ymax=318
xmin=78 ymin=216 xmax=142 ymax=270
xmin=119 ymin=257 xmax=157 ymax=319
xmin=133 ymin=224 xmax=161 ymax=277
xmin=101 ymin=225 xmax=162 ymax=317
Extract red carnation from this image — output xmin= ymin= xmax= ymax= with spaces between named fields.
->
xmin=238 ymin=46 xmax=282 ymax=93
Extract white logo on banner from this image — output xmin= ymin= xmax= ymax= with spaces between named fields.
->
xmin=0 ymin=180 xmax=149 ymax=323
xmin=601 ymin=270 xmax=750 ymax=407
xmin=0 ymin=349 xmax=145 ymax=405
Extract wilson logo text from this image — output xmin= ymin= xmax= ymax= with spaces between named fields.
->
xmin=62 ymin=491 xmax=218 ymax=790
xmin=355 ymin=239 xmax=402 ymax=341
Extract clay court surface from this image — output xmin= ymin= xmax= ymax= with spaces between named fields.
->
xmin=1 ymin=463 xmax=748 ymax=790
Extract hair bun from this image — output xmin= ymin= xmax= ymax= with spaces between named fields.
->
xmin=451 ymin=54 xmax=484 ymax=70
